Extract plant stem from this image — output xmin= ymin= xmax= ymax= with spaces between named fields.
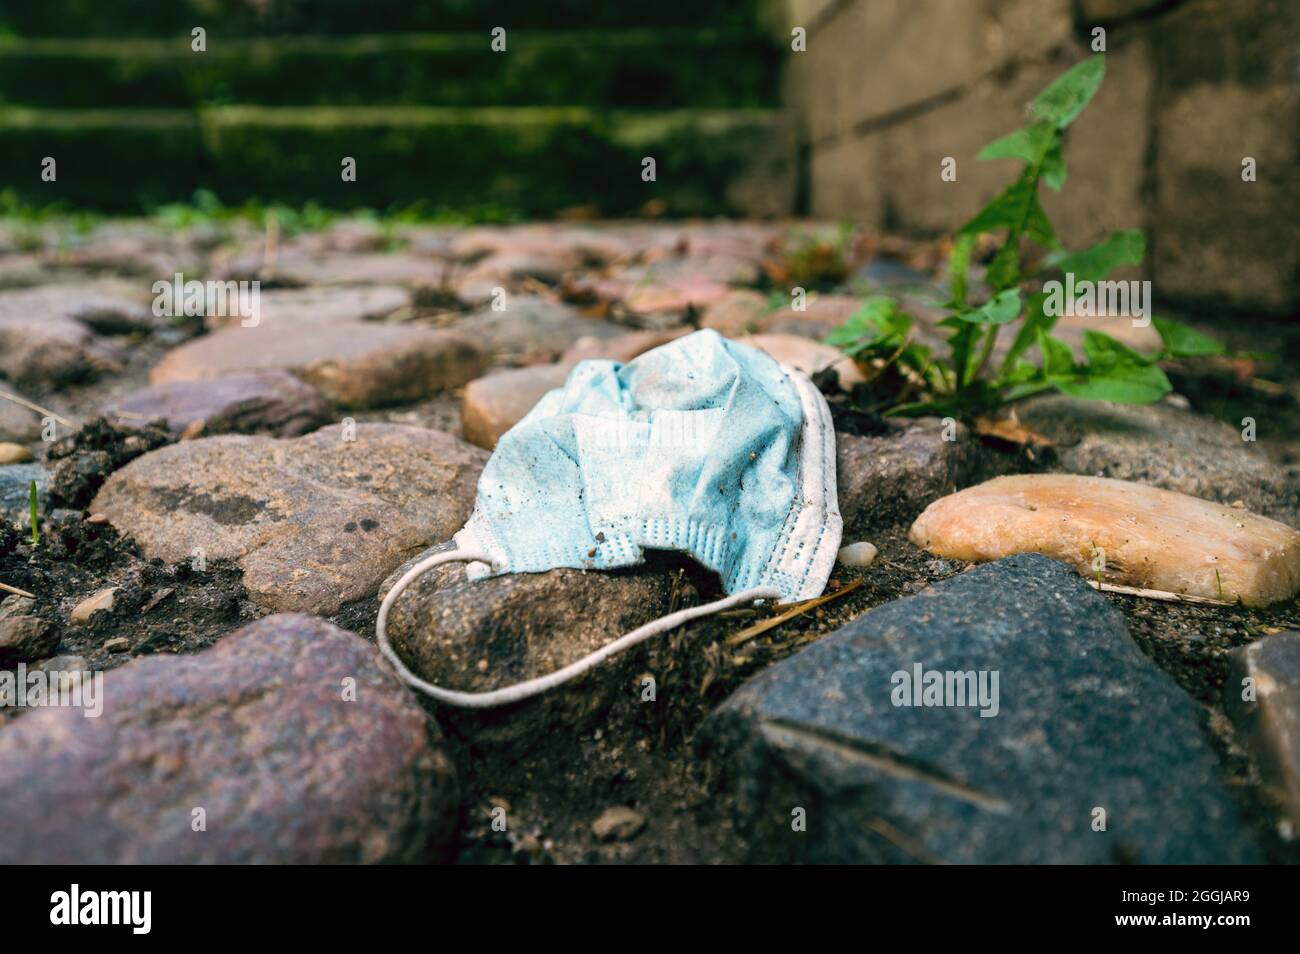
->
xmin=971 ymin=325 xmax=1001 ymax=383
xmin=28 ymin=479 xmax=38 ymax=547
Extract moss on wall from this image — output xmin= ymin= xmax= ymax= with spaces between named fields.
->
xmin=0 ymin=32 xmax=780 ymax=110
xmin=0 ymin=106 xmax=792 ymax=215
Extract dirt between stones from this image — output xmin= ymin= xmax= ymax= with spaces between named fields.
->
xmin=0 ymin=515 xmax=258 ymax=727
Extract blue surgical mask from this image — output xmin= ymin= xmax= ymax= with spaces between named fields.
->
xmin=378 ymin=329 xmax=841 ymax=707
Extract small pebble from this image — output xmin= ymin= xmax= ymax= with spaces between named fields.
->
xmin=836 ymin=541 xmax=878 ymax=567
xmin=102 ymin=637 xmax=130 ymax=653
xmin=35 ymin=653 xmax=89 ymax=673
xmin=0 ymin=442 xmax=33 ymax=464
xmin=591 ymin=806 xmax=646 ymax=842
xmin=513 ymin=833 xmax=543 ymax=859
xmin=70 ymin=587 xmax=117 ymax=625
xmin=0 ymin=616 xmax=55 ymax=666
xmin=32 ymin=655 xmax=90 ymax=691
xmin=0 ymin=596 xmax=36 ymax=619
xmin=142 ymin=587 xmax=174 ymax=613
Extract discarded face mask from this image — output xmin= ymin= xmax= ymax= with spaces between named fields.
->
xmin=377 ymin=329 xmax=841 ymax=707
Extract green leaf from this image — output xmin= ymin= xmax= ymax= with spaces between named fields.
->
xmin=977 ymin=121 xmax=1056 ymax=165
xmin=1048 ymin=230 xmax=1145 ymax=284
xmin=1057 ymin=363 xmax=1171 ymax=404
xmin=1055 ymin=330 xmax=1172 ymax=404
xmin=1001 ymin=379 xmax=1057 ymax=403
xmin=948 ymin=233 xmax=974 ymax=307
xmin=886 ymin=399 xmax=961 ymax=418
xmin=822 ymin=323 xmax=858 ymax=349
xmin=1041 ymin=140 xmax=1066 ymax=191
xmin=958 ymin=170 xmax=1035 ymax=237
xmin=1081 ymin=329 xmax=1152 ymax=369
xmin=867 ymin=299 xmax=914 ymax=339
xmin=984 ymin=240 xmax=1023 ymax=291
xmin=1152 ymin=316 xmax=1225 ymax=358
xmin=1031 ymin=56 xmax=1106 ymax=130
xmin=955 ymin=288 xmax=1022 ymax=325
xmin=825 ymin=297 xmax=919 ymax=361
xmin=1024 ymin=192 xmax=1058 ymax=248
xmin=940 ymin=315 xmax=981 ymax=386
xmin=1038 ymin=331 xmax=1075 ymax=377
xmin=1002 ymin=291 xmax=1057 ymax=370
xmin=960 ymin=169 xmax=1058 ymax=291
xmin=1001 ymin=358 xmax=1042 ymax=387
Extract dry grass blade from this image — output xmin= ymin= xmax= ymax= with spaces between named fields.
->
xmin=107 ymin=410 xmax=154 ymax=421
xmin=1086 ymin=580 xmax=1235 ymax=606
xmin=974 ymin=410 xmax=1054 ymax=448
xmin=867 ymin=817 xmax=947 ymax=865
xmin=0 ymin=581 xmax=37 ymax=599
xmin=724 ymin=578 xmax=863 ymax=648
xmin=0 ymin=389 xmax=73 ymax=427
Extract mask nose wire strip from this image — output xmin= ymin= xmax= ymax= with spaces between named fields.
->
xmin=375 ymin=548 xmax=783 ymax=709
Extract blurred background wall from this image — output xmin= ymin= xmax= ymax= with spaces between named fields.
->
xmin=772 ymin=0 xmax=1300 ymax=316
xmin=0 ymin=1 xmax=793 ymax=218
xmin=0 ymin=1 xmax=1294 ymax=316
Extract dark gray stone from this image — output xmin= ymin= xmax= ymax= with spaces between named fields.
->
xmin=836 ymin=418 xmax=986 ymax=536
xmin=0 ymin=614 xmax=458 ymax=863
xmin=380 ymin=543 xmax=692 ymax=743
xmin=1226 ymin=632 xmax=1300 ymax=837
xmin=1016 ymin=394 xmax=1300 ymax=525
xmin=701 ymin=554 xmax=1261 ymax=864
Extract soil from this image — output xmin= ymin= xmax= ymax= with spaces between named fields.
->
xmin=45 ymin=416 xmax=174 ymax=508
xmin=435 ymin=524 xmax=951 ymax=864
xmin=0 ymin=515 xmax=259 ymax=727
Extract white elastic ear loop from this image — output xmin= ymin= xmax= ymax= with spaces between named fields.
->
xmin=375 ymin=548 xmax=782 ymax=709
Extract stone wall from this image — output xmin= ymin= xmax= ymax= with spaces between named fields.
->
xmin=773 ymin=0 xmax=1299 ymax=315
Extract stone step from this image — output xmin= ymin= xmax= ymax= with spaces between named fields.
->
xmin=0 ymin=30 xmax=780 ymax=110
xmin=0 ymin=1 xmax=762 ymax=37
xmin=0 ymin=106 xmax=795 ymax=216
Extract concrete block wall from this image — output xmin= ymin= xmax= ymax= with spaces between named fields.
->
xmin=773 ymin=0 xmax=1299 ymax=315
